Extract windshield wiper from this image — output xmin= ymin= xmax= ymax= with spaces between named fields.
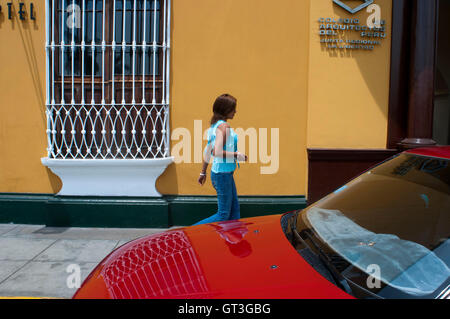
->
xmin=290 ymin=212 xmax=353 ymax=295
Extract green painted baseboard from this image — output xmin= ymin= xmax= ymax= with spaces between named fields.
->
xmin=166 ymin=195 xmax=306 ymax=226
xmin=0 ymin=193 xmax=307 ymax=228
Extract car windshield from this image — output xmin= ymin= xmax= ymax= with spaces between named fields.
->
xmin=298 ymin=153 xmax=450 ymax=298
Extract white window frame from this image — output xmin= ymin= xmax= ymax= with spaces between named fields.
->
xmin=42 ymin=0 xmax=173 ymax=197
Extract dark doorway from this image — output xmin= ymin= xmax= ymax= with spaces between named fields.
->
xmin=433 ymin=0 xmax=450 ymax=145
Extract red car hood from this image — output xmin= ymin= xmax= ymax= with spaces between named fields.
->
xmin=74 ymin=215 xmax=352 ymax=299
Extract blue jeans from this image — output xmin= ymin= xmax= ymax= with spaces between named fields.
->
xmin=193 ymin=171 xmax=240 ymax=225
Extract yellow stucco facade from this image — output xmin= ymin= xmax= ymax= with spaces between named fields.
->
xmin=307 ymin=0 xmax=392 ymax=149
xmin=0 ymin=0 xmax=392 ymax=197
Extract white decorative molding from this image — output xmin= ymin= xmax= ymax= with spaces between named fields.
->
xmin=41 ymin=157 xmax=173 ymax=197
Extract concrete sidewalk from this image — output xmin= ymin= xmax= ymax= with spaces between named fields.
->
xmin=0 ymin=223 xmax=174 ymax=299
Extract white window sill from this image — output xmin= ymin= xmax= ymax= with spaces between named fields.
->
xmin=41 ymin=157 xmax=174 ymax=197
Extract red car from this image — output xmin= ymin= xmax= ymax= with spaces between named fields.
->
xmin=74 ymin=147 xmax=450 ymax=299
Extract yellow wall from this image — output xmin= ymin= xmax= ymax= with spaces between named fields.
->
xmin=0 ymin=0 xmax=393 ymax=196
xmin=157 ymin=0 xmax=310 ymax=195
xmin=307 ymin=0 xmax=392 ymax=149
xmin=0 ymin=0 xmax=61 ymax=193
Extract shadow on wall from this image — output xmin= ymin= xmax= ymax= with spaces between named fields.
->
xmin=44 ymin=167 xmax=63 ymax=194
xmin=14 ymin=2 xmax=47 ymax=129
xmin=155 ymin=162 xmax=179 ymax=195
xmin=0 ymin=7 xmax=4 ymax=27
xmin=18 ymin=13 xmax=59 ymax=191
xmin=5 ymin=3 xmax=57 ymax=193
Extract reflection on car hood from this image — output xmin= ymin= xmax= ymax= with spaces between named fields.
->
xmin=73 ymin=215 xmax=352 ymax=299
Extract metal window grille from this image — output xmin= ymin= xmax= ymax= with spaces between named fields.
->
xmin=45 ymin=0 xmax=171 ymax=159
